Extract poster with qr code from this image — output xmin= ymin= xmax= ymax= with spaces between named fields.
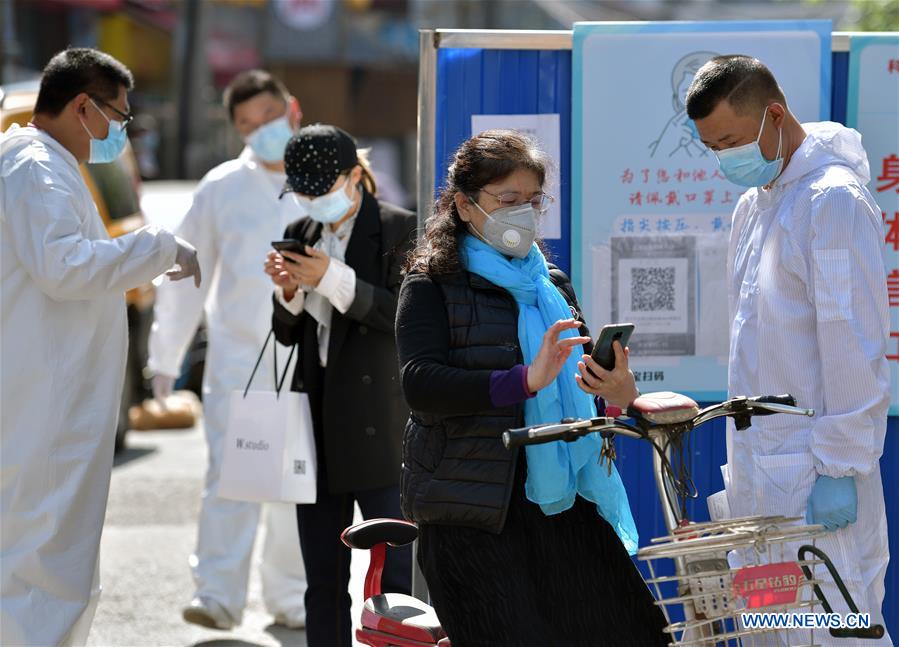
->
xmin=612 ymin=236 xmax=694 ymax=355
xmin=573 ymin=20 xmax=829 ymax=399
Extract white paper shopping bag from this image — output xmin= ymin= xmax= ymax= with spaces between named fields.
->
xmin=218 ymin=331 xmax=317 ymax=503
xmin=219 ymin=390 xmax=317 ymax=503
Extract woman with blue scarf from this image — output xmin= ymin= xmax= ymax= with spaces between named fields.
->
xmin=396 ymin=131 xmax=667 ymax=646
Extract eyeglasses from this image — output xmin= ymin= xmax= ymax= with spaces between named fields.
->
xmin=478 ymin=188 xmax=554 ymax=213
xmin=90 ymin=95 xmax=133 ymax=128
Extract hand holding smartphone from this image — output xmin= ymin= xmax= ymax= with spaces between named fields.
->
xmin=589 ymin=323 xmax=635 ymax=371
xmin=271 ymin=239 xmax=311 ymax=263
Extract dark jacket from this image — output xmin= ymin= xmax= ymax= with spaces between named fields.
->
xmin=272 ymin=190 xmax=417 ymax=494
xmin=395 ymin=264 xmax=589 ymax=534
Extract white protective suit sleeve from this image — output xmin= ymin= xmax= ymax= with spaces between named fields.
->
xmin=147 ymin=186 xmax=218 ymax=378
xmin=5 ymin=156 xmax=178 ymax=301
xmin=807 ymin=184 xmax=890 ymax=478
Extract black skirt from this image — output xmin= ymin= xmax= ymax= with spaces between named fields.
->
xmin=417 ymin=460 xmax=669 ymax=647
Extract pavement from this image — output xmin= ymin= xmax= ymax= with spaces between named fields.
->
xmin=86 ymin=419 xmax=368 ymax=647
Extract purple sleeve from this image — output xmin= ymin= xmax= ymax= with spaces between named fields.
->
xmin=489 ymin=364 xmax=535 ymax=408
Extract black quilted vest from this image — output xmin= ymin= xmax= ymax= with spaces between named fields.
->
xmin=400 ymin=267 xmax=582 ymax=534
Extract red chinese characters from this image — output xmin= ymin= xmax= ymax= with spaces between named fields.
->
xmin=887 ymin=269 xmax=899 ymax=308
xmin=877 ymin=154 xmax=899 ymax=193
xmin=615 ymin=166 xmax=738 ymax=211
xmin=885 ymin=212 xmax=899 ymax=251
xmin=888 ymin=333 xmax=899 ymax=363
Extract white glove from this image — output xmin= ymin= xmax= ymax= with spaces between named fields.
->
xmin=166 ymin=236 xmax=202 ymax=287
xmin=152 ymin=374 xmax=176 ymax=405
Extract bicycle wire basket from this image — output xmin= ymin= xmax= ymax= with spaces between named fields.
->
xmin=638 ymin=515 xmax=830 ymax=647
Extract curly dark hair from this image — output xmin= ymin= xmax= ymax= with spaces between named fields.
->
xmin=406 ymin=129 xmax=550 ymax=275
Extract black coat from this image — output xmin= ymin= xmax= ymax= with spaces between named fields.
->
xmin=396 ymin=265 xmax=589 ymax=534
xmin=272 ymin=190 xmax=417 ymax=494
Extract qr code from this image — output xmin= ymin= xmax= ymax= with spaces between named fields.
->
xmin=293 ymin=460 xmax=306 ymax=475
xmin=631 ymin=266 xmax=676 ymax=311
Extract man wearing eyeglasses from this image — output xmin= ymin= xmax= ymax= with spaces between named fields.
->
xmin=0 ymin=48 xmax=201 ymax=646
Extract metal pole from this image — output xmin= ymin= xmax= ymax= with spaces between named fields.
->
xmin=650 ymin=431 xmax=682 ymax=534
xmin=410 ymin=27 xmax=438 ymax=606
xmin=175 ymin=0 xmax=199 ymax=179
xmin=416 ymin=29 xmax=437 ymax=231
xmin=1 ymin=0 xmax=21 ymax=83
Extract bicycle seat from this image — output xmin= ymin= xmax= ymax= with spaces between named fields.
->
xmin=363 ymin=593 xmax=447 ymax=643
xmin=629 ymin=391 xmax=699 ymax=425
xmin=341 ymin=518 xmax=418 ymax=549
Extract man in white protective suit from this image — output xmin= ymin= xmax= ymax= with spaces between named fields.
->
xmin=147 ymin=70 xmax=308 ymax=630
xmin=0 ymin=48 xmax=201 ymax=647
xmin=687 ymin=55 xmax=891 ymax=645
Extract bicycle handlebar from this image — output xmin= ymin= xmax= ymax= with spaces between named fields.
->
xmin=502 ymin=394 xmax=814 ymax=450
xmin=753 ymin=394 xmax=797 ymax=407
xmin=503 ymin=417 xmax=608 ymax=450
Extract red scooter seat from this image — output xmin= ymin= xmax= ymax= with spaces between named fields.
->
xmin=342 ymin=518 xmax=418 ymax=549
xmin=629 ymin=391 xmax=699 ymax=425
xmin=362 ymin=592 xmax=447 ymax=643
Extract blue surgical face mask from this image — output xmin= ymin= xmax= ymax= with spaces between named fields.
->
xmin=715 ymin=106 xmax=783 ymax=187
xmin=292 ymin=176 xmax=355 ymax=224
xmin=246 ymin=114 xmax=294 ymax=163
xmin=80 ymin=98 xmax=128 ymax=164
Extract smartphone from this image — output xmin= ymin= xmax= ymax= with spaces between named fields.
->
xmin=590 ymin=323 xmax=635 ymax=371
xmin=271 ymin=239 xmax=311 ymax=262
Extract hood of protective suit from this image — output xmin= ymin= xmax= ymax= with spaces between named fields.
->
xmin=1 ymin=124 xmax=80 ymax=170
xmin=777 ymin=121 xmax=871 ymax=188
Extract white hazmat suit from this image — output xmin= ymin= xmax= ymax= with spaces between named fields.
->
xmin=148 ymin=147 xmax=306 ymax=625
xmin=0 ymin=125 xmax=179 ymax=646
xmin=726 ymin=121 xmax=891 ymax=645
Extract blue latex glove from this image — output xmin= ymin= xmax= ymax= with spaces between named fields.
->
xmin=805 ymin=475 xmax=858 ymax=531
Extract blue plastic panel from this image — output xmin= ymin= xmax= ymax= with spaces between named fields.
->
xmin=435 ymin=48 xmax=572 ymax=274
xmin=831 ymin=51 xmax=850 ymax=124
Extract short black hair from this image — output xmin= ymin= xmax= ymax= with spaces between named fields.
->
xmin=685 ymin=55 xmax=786 ymax=121
xmin=223 ymin=70 xmax=289 ymax=120
xmin=34 ymin=48 xmax=134 ymax=117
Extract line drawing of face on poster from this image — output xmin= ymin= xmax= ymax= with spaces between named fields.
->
xmin=648 ymin=50 xmax=719 ymax=159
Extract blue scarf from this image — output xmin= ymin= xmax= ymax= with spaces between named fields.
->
xmin=461 ymin=234 xmax=639 ymax=554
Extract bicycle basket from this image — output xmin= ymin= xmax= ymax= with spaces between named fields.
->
xmin=638 ymin=515 xmax=829 ymax=647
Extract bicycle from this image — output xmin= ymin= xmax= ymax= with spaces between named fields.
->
xmin=341 ymin=390 xmax=885 ymax=646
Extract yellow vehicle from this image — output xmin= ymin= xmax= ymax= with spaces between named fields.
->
xmin=1 ymin=82 xmax=154 ymax=452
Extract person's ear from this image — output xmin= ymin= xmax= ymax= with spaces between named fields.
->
xmin=454 ymin=191 xmax=473 ymax=223
xmin=71 ymin=92 xmax=91 ymax=120
xmin=288 ymin=96 xmax=302 ymax=129
xmin=349 ymin=165 xmax=363 ymax=185
xmin=768 ymin=102 xmax=786 ymax=128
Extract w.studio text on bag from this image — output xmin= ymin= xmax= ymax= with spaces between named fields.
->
xmin=236 ymin=438 xmax=270 ymax=451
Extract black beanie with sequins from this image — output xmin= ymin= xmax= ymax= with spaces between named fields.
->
xmin=281 ymin=124 xmax=358 ymax=197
